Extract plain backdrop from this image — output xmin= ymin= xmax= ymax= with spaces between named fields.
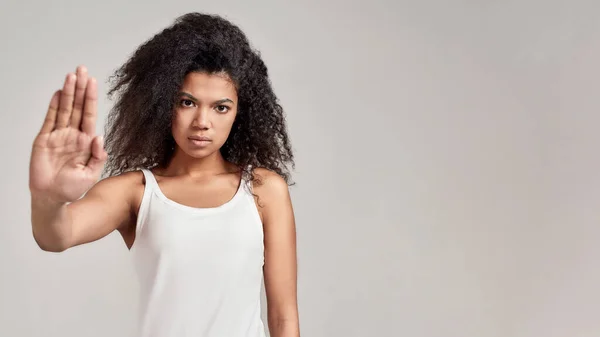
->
xmin=1 ymin=0 xmax=600 ymax=336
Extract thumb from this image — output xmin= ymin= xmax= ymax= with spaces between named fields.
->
xmin=87 ymin=135 xmax=108 ymax=173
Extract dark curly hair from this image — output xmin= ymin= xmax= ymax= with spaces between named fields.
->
xmin=102 ymin=12 xmax=294 ymax=185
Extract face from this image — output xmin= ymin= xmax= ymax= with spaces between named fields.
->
xmin=171 ymin=71 xmax=238 ymax=158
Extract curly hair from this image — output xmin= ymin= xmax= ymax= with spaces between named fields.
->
xmin=102 ymin=12 xmax=294 ymax=185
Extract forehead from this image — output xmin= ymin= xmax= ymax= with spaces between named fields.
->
xmin=180 ymin=71 xmax=237 ymax=100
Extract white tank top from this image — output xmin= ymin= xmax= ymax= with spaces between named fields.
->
xmin=130 ymin=168 xmax=266 ymax=337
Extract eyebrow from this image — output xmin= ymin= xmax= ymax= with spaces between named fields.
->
xmin=179 ymin=92 xmax=234 ymax=105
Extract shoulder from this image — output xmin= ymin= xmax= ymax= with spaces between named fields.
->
xmin=251 ymin=167 xmax=290 ymax=201
xmin=251 ymin=169 xmax=296 ymax=249
xmin=93 ymin=169 xmax=145 ymax=191
xmin=251 ymin=168 xmax=292 ymax=222
xmin=86 ymin=169 xmax=146 ymax=208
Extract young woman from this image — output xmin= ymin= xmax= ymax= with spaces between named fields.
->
xmin=28 ymin=12 xmax=299 ymax=337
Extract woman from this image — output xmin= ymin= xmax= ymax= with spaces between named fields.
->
xmin=28 ymin=12 xmax=299 ymax=337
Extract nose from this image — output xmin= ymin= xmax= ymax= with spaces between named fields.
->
xmin=192 ymin=108 xmax=210 ymax=130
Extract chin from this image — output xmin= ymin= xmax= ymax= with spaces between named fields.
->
xmin=178 ymin=146 xmax=218 ymax=159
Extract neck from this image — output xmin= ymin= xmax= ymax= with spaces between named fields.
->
xmin=163 ymin=148 xmax=235 ymax=178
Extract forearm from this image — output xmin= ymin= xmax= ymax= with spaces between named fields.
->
xmin=30 ymin=194 xmax=73 ymax=252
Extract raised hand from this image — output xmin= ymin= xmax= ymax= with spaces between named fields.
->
xmin=29 ymin=66 xmax=107 ymax=203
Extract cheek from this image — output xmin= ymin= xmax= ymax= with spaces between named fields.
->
xmin=218 ymin=114 xmax=237 ymax=135
xmin=171 ymin=113 xmax=188 ymax=137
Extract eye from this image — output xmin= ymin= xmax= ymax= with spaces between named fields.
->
xmin=215 ymin=105 xmax=230 ymax=113
xmin=180 ymin=99 xmax=196 ymax=108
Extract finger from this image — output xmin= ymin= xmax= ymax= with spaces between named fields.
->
xmin=39 ymin=90 xmax=61 ymax=134
xmin=70 ymin=65 xmax=89 ymax=129
xmin=81 ymin=77 xmax=98 ymax=135
xmin=86 ymin=135 xmax=107 ymax=173
xmin=55 ymin=73 xmax=76 ymax=129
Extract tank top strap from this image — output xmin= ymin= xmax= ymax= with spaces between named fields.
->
xmin=135 ymin=169 xmax=157 ymax=237
xmin=140 ymin=168 xmax=159 ymax=190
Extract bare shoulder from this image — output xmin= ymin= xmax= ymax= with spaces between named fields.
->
xmin=251 ymin=168 xmax=292 ymax=224
xmin=251 ymin=167 xmax=290 ymax=202
xmin=80 ymin=169 xmax=146 ymax=215
xmin=88 ymin=170 xmax=144 ymax=197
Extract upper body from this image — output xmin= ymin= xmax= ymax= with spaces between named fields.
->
xmin=28 ymin=13 xmax=299 ymax=337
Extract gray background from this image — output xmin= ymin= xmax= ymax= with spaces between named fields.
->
xmin=1 ymin=0 xmax=599 ymax=336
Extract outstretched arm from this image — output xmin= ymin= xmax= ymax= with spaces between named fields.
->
xmin=30 ymin=65 xmax=135 ymax=252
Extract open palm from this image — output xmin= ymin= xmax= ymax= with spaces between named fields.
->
xmin=29 ymin=66 xmax=107 ymax=203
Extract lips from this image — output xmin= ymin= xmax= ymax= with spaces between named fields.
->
xmin=188 ymin=136 xmax=211 ymax=141
xmin=188 ymin=135 xmax=212 ymax=148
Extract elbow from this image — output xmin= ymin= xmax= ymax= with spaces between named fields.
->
xmin=267 ymin=311 xmax=300 ymax=337
xmin=38 ymin=243 xmax=68 ymax=253
xmin=32 ymin=229 xmax=69 ymax=253
xmin=34 ymin=237 xmax=69 ymax=253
